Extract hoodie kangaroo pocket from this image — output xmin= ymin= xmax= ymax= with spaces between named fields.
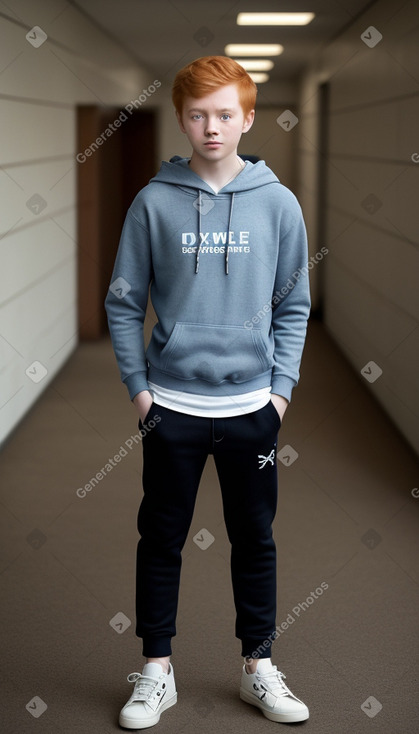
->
xmin=160 ymin=322 xmax=272 ymax=384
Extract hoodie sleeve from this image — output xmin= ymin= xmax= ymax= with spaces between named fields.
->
xmin=104 ymin=207 xmax=152 ymax=400
xmin=270 ymin=197 xmax=311 ymax=401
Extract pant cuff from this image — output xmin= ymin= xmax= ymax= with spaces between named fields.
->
xmin=241 ymin=637 xmax=274 ymax=659
xmin=138 ymin=635 xmax=173 ymax=658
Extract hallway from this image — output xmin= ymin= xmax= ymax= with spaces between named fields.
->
xmin=1 ymin=319 xmax=418 ymax=733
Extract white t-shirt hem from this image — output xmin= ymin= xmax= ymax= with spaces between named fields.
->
xmin=148 ymin=382 xmax=272 ymax=418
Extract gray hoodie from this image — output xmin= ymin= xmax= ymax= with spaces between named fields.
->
xmin=104 ymin=156 xmax=311 ymax=402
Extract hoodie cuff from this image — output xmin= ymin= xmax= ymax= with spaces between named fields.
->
xmin=271 ymin=375 xmax=296 ymax=403
xmin=124 ymin=372 xmax=150 ymax=401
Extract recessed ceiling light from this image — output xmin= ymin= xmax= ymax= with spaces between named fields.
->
xmin=248 ymin=72 xmax=270 ymax=84
xmin=234 ymin=59 xmax=274 ymax=71
xmin=225 ymin=44 xmax=283 ymax=56
xmin=237 ymin=12 xmax=315 ymax=26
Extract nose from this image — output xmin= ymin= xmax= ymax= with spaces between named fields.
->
xmin=205 ymin=116 xmax=219 ymax=136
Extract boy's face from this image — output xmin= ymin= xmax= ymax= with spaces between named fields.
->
xmin=176 ymin=83 xmax=254 ymax=164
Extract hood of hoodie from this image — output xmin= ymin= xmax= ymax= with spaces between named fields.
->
xmin=151 ymin=155 xmax=279 ymax=193
xmin=148 ymin=156 xmax=280 ymax=274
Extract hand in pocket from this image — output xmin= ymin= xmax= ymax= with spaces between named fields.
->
xmin=133 ymin=390 xmax=153 ymax=424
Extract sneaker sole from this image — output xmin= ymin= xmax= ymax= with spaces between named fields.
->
xmin=119 ymin=692 xmax=177 ymax=729
xmin=240 ymin=688 xmax=309 ymax=723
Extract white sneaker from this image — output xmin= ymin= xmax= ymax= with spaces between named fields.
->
xmin=240 ymin=658 xmax=309 ymax=723
xmin=119 ymin=662 xmax=177 ymax=729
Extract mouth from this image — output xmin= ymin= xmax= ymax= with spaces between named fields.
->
xmin=204 ymin=141 xmax=222 ymax=147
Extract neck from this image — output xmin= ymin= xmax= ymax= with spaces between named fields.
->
xmin=189 ymin=152 xmax=245 ymax=194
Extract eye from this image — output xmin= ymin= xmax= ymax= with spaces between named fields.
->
xmin=221 ymin=114 xmax=231 ymax=121
xmin=192 ymin=114 xmax=203 ymax=120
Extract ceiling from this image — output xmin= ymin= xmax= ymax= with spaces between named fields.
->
xmin=73 ymin=0 xmax=375 ymax=98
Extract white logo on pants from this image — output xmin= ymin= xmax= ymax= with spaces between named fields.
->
xmin=258 ymin=449 xmax=275 ymax=469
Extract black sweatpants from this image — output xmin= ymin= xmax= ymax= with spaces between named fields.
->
xmin=135 ymin=399 xmax=281 ymax=660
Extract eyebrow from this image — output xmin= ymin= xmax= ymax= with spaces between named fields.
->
xmin=188 ymin=107 xmax=235 ymax=113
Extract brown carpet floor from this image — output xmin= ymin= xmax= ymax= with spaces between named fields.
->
xmin=1 ymin=318 xmax=418 ymax=733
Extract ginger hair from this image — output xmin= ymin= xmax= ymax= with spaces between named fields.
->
xmin=172 ymin=56 xmax=257 ymax=116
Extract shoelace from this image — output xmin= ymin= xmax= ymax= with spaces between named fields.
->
xmin=256 ymin=667 xmax=297 ymax=699
xmin=126 ymin=672 xmax=161 ymax=702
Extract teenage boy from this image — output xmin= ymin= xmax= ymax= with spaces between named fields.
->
xmin=105 ymin=55 xmax=311 ymax=729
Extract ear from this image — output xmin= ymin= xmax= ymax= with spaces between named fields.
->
xmin=242 ymin=109 xmax=255 ymax=134
xmin=176 ymin=110 xmax=186 ymax=134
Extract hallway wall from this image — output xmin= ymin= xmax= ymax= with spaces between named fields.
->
xmin=297 ymin=0 xmax=419 ymax=454
xmin=0 ymin=2 xmax=153 ymax=445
